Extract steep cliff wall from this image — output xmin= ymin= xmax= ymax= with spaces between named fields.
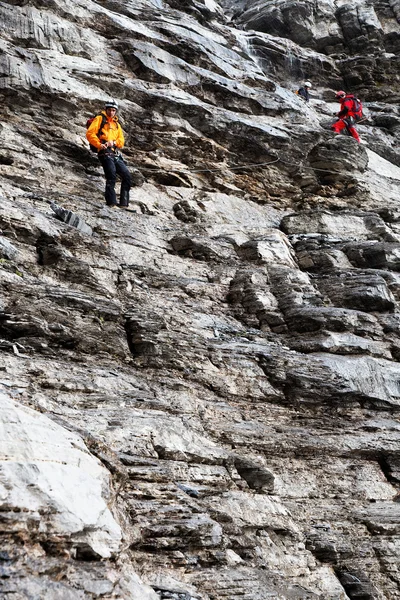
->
xmin=0 ymin=1 xmax=400 ymax=599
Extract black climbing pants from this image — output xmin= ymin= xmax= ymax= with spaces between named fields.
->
xmin=98 ymin=151 xmax=132 ymax=207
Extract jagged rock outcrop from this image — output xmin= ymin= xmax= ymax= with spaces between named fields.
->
xmin=0 ymin=1 xmax=400 ymax=599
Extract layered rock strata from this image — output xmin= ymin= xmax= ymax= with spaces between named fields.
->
xmin=0 ymin=1 xmax=399 ymax=599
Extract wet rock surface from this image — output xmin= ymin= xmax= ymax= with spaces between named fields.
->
xmin=0 ymin=0 xmax=400 ymax=599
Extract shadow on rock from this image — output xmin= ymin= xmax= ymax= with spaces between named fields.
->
xmin=308 ymin=136 xmax=368 ymax=186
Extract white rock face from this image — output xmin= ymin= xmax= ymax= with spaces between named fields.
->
xmin=0 ymin=392 xmax=121 ymax=558
xmin=316 ymin=353 xmax=400 ymax=407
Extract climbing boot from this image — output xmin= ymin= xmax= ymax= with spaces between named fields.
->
xmin=119 ymin=189 xmax=130 ymax=208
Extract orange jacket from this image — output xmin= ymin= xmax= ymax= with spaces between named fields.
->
xmin=86 ymin=111 xmax=124 ymax=151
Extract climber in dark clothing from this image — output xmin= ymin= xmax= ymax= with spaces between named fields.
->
xmin=86 ymin=100 xmax=132 ymax=208
xmin=297 ymin=81 xmax=312 ymax=102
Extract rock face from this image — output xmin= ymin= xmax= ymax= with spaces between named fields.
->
xmin=0 ymin=1 xmax=400 ymax=599
xmin=225 ymin=0 xmax=400 ymax=97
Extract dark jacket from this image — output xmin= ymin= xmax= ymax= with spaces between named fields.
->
xmin=297 ymin=87 xmax=310 ymax=102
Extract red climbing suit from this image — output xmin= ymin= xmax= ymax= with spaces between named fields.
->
xmin=331 ymin=94 xmax=361 ymax=143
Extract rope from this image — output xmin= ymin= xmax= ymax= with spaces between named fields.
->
xmin=279 ymin=157 xmax=366 ymax=176
xmin=137 ymin=153 xmax=366 ymax=178
xmin=82 ymin=126 xmax=369 ymax=179
xmin=139 ymin=157 xmax=280 ymax=174
xmin=83 ymin=137 xmax=368 ymax=180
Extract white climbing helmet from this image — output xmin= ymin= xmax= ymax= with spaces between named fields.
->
xmin=304 ymin=81 xmax=312 ymax=88
xmin=105 ymin=99 xmax=119 ymax=110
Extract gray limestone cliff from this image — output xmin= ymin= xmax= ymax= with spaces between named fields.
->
xmin=0 ymin=1 xmax=400 ymax=599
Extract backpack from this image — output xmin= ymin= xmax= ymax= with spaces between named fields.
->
xmin=350 ymin=96 xmax=363 ymax=121
xmin=86 ymin=113 xmax=107 ymax=152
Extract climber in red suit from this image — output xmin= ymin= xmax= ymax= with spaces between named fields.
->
xmin=331 ymin=90 xmax=361 ymax=143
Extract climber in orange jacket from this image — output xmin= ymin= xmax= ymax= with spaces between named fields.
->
xmin=86 ymin=100 xmax=132 ymax=208
xmin=331 ymin=91 xmax=361 ymax=143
